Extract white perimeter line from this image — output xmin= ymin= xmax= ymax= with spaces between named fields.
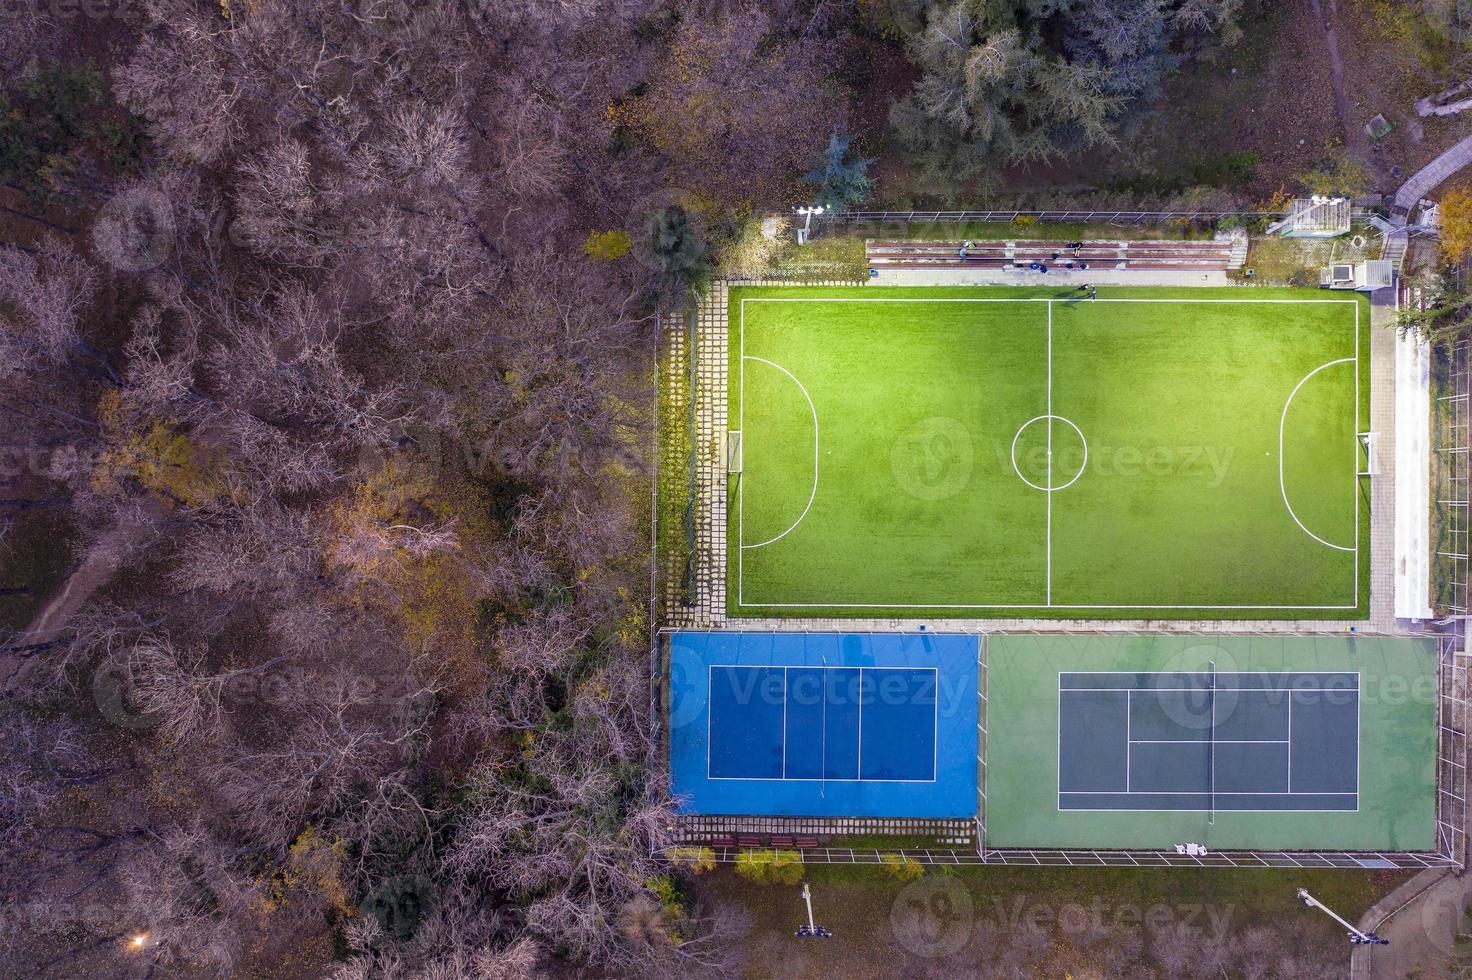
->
xmin=1059 ymin=791 xmax=1353 ymax=795
xmin=1046 ymin=300 xmax=1053 ymax=606
xmin=1129 ymin=739 xmax=1291 ymax=744
xmin=1056 ymin=671 xmax=1362 ymax=806
xmin=740 ymin=298 xmax=1361 ymax=304
xmin=702 ymin=664 xmax=942 ymax=783
xmin=740 ymin=601 xmax=1359 ymax=609
xmin=737 ymin=295 xmax=1363 ymax=610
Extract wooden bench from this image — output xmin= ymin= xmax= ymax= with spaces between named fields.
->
xmin=737 ymin=834 xmax=764 ymax=848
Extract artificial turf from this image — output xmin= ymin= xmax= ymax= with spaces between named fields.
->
xmin=727 ymin=286 xmax=1369 ymax=619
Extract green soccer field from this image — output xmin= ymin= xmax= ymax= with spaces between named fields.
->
xmin=727 ymin=286 xmax=1370 ymax=619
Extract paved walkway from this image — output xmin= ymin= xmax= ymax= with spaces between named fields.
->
xmin=1351 ymin=867 xmax=1466 ymax=978
xmin=1393 ymin=131 xmax=1472 ymax=215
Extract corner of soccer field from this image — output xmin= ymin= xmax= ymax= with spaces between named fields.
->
xmin=725 ymin=284 xmax=1371 ymax=620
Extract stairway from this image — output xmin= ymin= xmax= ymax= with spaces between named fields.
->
xmin=1382 ymin=231 xmax=1408 ymax=275
xmin=1226 ymin=236 xmax=1249 ymax=269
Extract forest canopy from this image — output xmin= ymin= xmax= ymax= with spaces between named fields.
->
xmin=0 ymin=1 xmax=1246 ymax=976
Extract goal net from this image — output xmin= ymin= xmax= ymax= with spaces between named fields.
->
xmin=1358 ymin=432 xmax=1377 ymax=476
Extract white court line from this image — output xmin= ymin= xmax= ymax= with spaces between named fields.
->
xmin=740 ymin=356 xmax=819 ymax=550
xmin=736 ymin=295 xmax=1363 ymax=610
xmin=1129 ymin=739 xmax=1291 ymax=744
xmin=1355 ymin=301 xmax=1361 ymax=608
xmin=1279 ymin=357 xmax=1357 ymax=552
xmin=741 ymin=298 xmax=1361 ymax=304
xmin=1055 ymin=670 xmax=1360 ymax=812
xmin=704 ymin=664 xmax=939 ymax=783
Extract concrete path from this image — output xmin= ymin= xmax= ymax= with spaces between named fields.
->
xmin=1393 ymin=132 xmax=1472 ymax=215
xmin=1352 ymin=867 xmax=1468 ymax=978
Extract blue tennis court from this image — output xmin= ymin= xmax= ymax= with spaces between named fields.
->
xmin=1058 ymin=671 xmax=1359 ymax=812
xmin=669 ymin=632 xmax=978 ymax=817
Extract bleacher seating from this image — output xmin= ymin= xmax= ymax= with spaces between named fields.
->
xmin=866 ymin=239 xmax=1235 ymax=272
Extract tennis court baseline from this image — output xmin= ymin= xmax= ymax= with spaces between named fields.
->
xmin=668 ymin=631 xmax=978 ymax=818
xmin=1058 ymin=671 xmax=1359 ymax=812
xmin=708 ymin=665 xmax=937 ymax=781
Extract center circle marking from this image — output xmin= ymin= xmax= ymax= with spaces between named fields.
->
xmin=1010 ymin=415 xmax=1088 ymax=492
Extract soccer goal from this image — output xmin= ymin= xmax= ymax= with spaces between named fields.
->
xmin=1358 ymin=432 xmax=1377 ymax=476
xmin=728 ymin=430 xmax=743 ymax=474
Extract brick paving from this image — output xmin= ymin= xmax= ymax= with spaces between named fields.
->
xmin=1393 ymin=132 xmax=1472 ymax=216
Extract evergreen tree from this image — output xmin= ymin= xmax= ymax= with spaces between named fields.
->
xmin=803 ymin=132 xmax=875 ymax=211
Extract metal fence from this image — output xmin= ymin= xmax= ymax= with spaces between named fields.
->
xmin=1434 ymin=338 xmax=1471 ymax=616
xmin=666 ymin=844 xmax=1457 ymax=870
xmin=824 ymin=209 xmax=1289 ymax=227
xmin=1438 ymin=632 xmax=1470 ymax=868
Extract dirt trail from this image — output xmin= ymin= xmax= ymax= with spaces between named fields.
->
xmin=1 ymin=513 xmax=155 ymax=693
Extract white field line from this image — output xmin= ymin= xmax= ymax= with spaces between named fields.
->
xmin=739 ymin=356 xmax=819 ymax=550
xmin=1278 ymin=357 xmax=1357 ymax=552
xmin=1047 ymin=301 xmax=1053 ymax=606
xmin=1055 ymin=670 xmax=1361 ymax=812
xmin=736 ymin=296 xmax=1363 ymax=610
xmin=702 ymin=664 xmax=941 ymax=784
xmin=740 ymin=298 xmax=1361 ymax=304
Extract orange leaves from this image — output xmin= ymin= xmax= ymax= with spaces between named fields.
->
xmin=1440 ymin=187 xmax=1472 ymax=265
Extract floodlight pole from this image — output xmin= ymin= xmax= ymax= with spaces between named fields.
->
xmin=794 ymin=206 xmax=825 ymax=245
xmin=795 ymin=882 xmax=833 ymax=938
xmin=1297 ymin=888 xmax=1389 ymax=945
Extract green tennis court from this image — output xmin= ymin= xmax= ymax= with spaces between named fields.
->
xmin=727 ymin=286 xmax=1370 ymax=619
xmin=984 ymin=634 xmax=1436 ymax=851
